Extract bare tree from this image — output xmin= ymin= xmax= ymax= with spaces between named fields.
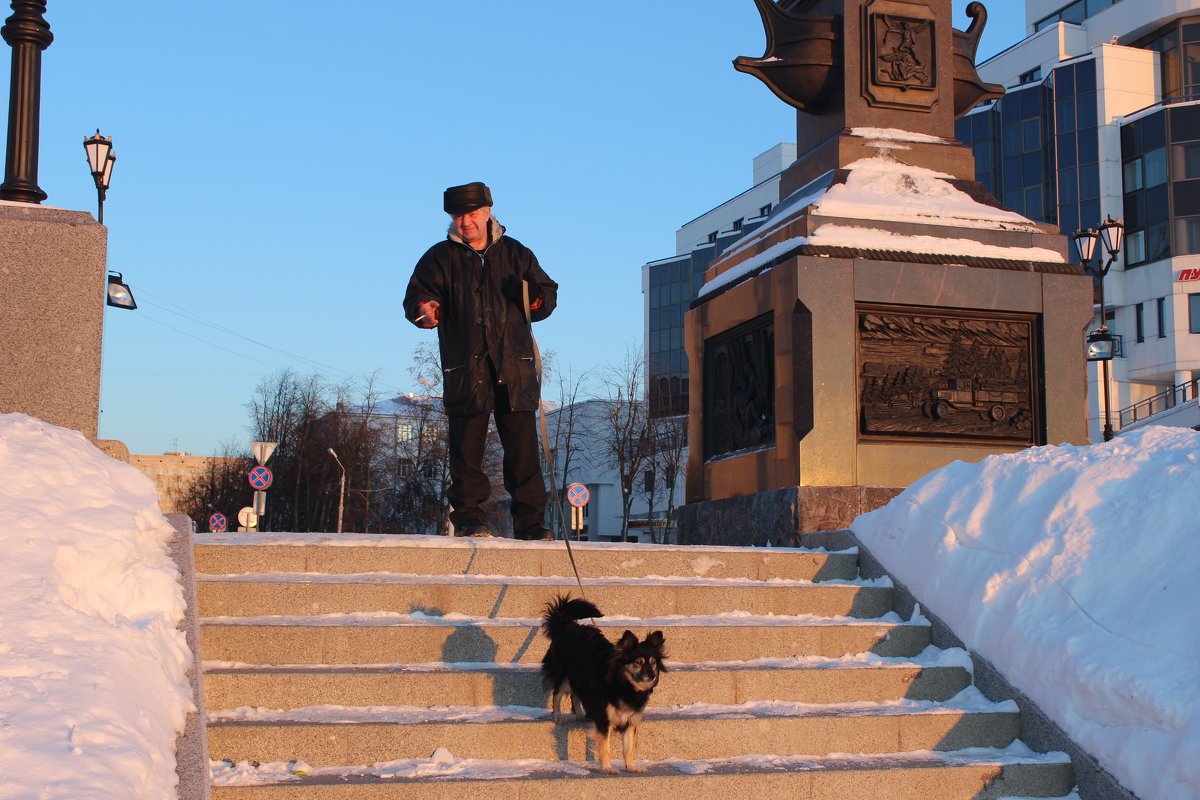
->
xmin=171 ymin=443 xmax=254 ymax=531
xmin=542 ymin=360 xmax=593 ymax=538
xmin=649 ymin=414 xmax=687 ymax=544
xmin=598 ymin=345 xmax=652 ymax=540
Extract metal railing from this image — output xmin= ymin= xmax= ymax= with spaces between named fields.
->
xmin=1118 ymin=378 xmax=1200 ymax=428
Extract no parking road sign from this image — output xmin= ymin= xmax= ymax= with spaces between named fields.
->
xmin=248 ymin=465 xmax=273 ymax=490
xmin=208 ymin=512 xmax=227 ymax=533
xmin=566 ymin=483 xmax=590 ymax=507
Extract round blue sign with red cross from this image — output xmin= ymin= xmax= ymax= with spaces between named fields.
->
xmin=566 ymin=483 xmax=590 ymax=507
xmin=208 ymin=512 xmax=227 ymax=533
xmin=248 ymin=465 xmax=273 ymax=490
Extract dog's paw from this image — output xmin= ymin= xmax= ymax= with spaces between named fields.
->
xmin=625 ymin=764 xmax=647 ymax=773
xmin=596 ymin=766 xmax=619 ymax=775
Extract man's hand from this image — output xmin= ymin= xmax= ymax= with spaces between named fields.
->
xmin=414 ymin=300 xmax=440 ymax=328
xmin=501 ymin=276 xmax=543 ymax=310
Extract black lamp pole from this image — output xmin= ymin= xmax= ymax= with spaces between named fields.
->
xmin=0 ymin=0 xmax=52 ymax=204
xmin=1073 ymin=217 xmax=1125 ymax=442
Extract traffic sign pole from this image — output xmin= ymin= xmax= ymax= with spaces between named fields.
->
xmin=247 ymin=465 xmax=273 ymax=532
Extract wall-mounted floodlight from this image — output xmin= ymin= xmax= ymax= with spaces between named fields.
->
xmin=106 ymin=271 xmax=136 ymax=310
xmin=1085 ymin=329 xmax=1115 ymax=362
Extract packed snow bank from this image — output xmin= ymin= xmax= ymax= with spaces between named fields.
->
xmin=0 ymin=414 xmax=194 ymax=799
xmin=851 ymin=426 xmax=1200 ymax=800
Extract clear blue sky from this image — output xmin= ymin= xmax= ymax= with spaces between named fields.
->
xmin=24 ymin=1 xmax=1026 ymax=456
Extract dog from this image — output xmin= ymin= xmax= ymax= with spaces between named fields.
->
xmin=540 ymin=594 xmax=666 ymax=774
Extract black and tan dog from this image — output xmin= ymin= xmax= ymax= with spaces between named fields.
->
xmin=540 ymin=594 xmax=666 ymax=773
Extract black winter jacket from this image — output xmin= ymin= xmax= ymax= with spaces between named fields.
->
xmin=403 ymin=220 xmax=557 ymax=416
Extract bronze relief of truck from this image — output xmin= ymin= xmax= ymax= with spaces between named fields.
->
xmin=926 ymin=377 xmax=1021 ymax=422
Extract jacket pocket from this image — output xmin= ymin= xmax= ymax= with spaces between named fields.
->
xmin=442 ymin=362 xmax=472 ymax=414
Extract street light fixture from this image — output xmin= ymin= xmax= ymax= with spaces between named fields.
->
xmin=1073 ymin=216 xmax=1125 ymax=442
xmin=106 ymin=271 xmax=136 ymax=310
xmin=328 ymin=447 xmax=346 ymax=534
xmin=83 ymin=129 xmax=115 ymax=224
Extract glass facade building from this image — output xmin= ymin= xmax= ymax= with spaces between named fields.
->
xmin=963 ymin=2 xmax=1200 ymax=439
xmin=645 ymin=220 xmax=766 ymax=417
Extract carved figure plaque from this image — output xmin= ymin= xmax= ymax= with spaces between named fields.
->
xmin=863 ymin=0 xmax=938 ymax=112
xmin=857 ymin=305 xmax=1041 ymax=444
xmin=703 ymin=314 xmax=775 ymax=460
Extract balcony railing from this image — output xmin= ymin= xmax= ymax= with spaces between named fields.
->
xmin=1118 ymin=378 xmax=1200 ymax=428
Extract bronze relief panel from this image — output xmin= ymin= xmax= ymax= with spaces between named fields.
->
xmin=863 ymin=0 xmax=938 ymax=112
xmin=703 ymin=313 xmax=776 ymax=461
xmin=857 ymin=304 xmax=1042 ymax=445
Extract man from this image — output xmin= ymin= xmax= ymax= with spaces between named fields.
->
xmin=404 ymin=182 xmax=558 ymax=540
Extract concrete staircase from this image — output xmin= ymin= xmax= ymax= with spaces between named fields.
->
xmin=194 ymin=534 xmax=1076 ymax=798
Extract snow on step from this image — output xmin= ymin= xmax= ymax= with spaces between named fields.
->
xmin=211 ymin=742 xmax=1074 ymax=799
xmin=205 ymin=687 xmax=1024 ymax=766
xmin=194 ymin=532 xmax=858 ymax=582
xmin=195 ymin=571 xmax=894 ymax=619
xmin=201 ymin=646 xmax=974 ymax=710
xmin=200 ymin=609 xmax=933 ymax=664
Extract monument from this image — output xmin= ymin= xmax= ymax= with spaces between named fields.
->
xmin=0 ymin=1 xmax=109 ymax=440
xmin=679 ymin=0 xmax=1093 ymax=545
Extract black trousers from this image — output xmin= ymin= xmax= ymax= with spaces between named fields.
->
xmin=446 ymin=385 xmax=547 ymax=534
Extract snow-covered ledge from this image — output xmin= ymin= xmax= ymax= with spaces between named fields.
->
xmin=166 ymin=514 xmax=212 ymax=800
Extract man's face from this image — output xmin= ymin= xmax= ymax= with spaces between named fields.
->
xmin=451 ymin=206 xmax=491 ymax=248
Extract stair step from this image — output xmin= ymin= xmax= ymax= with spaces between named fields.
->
xmin=200 ymin=613 xmax=931 ymax=664
xmin=209 ymin=747 xmax=1074 ymax=799
xmin=194 ymin=534 xmax=857 ymax=582
xmin=203 ymin=654 xmax=972 ymax=709
xmin=196 ymin=574 xmax=893 ymax=619
xmin=206 ymin=693 xmax=1020 ymax=766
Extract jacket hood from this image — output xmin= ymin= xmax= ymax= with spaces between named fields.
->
xmin=447 ymin=216 xmax=505 ymax=248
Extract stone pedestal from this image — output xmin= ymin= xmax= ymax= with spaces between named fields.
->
xmin=683 ymin=209 xmax=1093 ymax=534
xmin=0 ymin=202 xmax=107 ymax=438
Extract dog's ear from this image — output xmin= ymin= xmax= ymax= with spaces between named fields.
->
xmin=616 ymin=630 xmax=639 ymax=651
xmin=645 ymin=630 xmax=665 ymax=649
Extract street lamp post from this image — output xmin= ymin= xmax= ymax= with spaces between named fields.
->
xmin=83 ymin=130 xmax=115 ymax=223
xmin=1073 ymin=216 xmax=1125 ymax=442
xmin=328 ymin=448 xmax=346 ymax=534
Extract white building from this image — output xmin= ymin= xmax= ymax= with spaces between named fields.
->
xmin=543 ymin=399 xmax=686 ymax=543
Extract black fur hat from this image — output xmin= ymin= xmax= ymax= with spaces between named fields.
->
xmin=444 ymin=181 xmax=493 ymax=215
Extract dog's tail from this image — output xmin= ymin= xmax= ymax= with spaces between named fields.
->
xmin=541 ymin=594 xmax=602 ymax=638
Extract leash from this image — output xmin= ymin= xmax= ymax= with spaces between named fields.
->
xmin=522 ymin=281 xmax=587 ymax=599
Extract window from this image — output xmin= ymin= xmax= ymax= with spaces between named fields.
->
xmin=1018 ymin=67 xmax=1043 ymax=85
xmin=396 ymin=423 xmax=414 ymax=443
xmin=1157 ymin=297 xmax=1168 ymax=338
xmin=707 ymin=231 xmax=718 ymax=243
xmin=1136 ymin=302 xmax=1145 ymax=342
xmin=731 ymin=218 xmax=743 ymax=231
xmin=759 ymin=204 xmax=772 ymax=216
xmin=1177 ymin=216 xmax=1200 ymax=254
xmin=1190 ymin=293 xmax=1200 ymax=333
xmin=643 ymin=470 xmax=655 ymax=494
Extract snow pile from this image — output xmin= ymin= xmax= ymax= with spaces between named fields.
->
xmin=0 ymin=414 xmax=194 ymax=799
xmin=814 ymin=155 xmax=1039 ymax=231
xmin=851 ymin=426 xmax=1200 ymax=800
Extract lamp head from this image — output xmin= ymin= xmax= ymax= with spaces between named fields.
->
xmin=83 ymin=130 xmax=112 ymax=180
xmin=1073 ymin=228 xmax=1098 ymax=265
xmin=1086 ymin=329 xmax=1115 ymax=361
xmin=106 ymin=271 xmax=136 ymax=310
xmin=1098 ymin=216 xmax=1125 ymax=257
